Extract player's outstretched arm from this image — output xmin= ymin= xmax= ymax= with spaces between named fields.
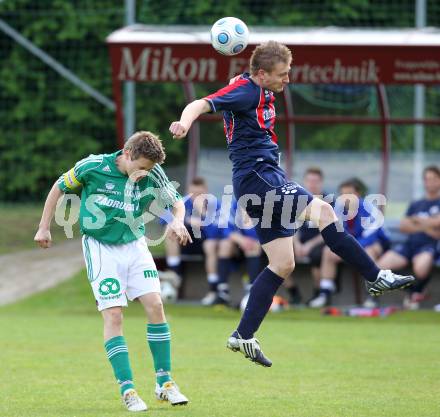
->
xmin=169 ymin=99 xmax=211 ymax=139
xmin=34 ymin=182 xmax=64 ymax=248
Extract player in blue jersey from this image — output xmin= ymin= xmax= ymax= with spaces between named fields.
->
xmin=377 ymin=166 xmax=440 ymax=309
xmin=162 ymin=177 xmax=223 ymax=304
xmin=309 ymin=178 xmax=391 ymax=308
xmin=169 ymin=41 xmax=415 ymax=367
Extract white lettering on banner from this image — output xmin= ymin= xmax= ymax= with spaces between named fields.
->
xmin=395 ymin=60 xmax=440 ymax=70
xmin=119 ymin=48 xmax=151 ymax=80
xmin=178 ymin=58 xmax=198 ymax=80
xmin=118 ymin=47 xmax=218 ymax=81
xmin=291 ymin=59 xmax=379 ymax=83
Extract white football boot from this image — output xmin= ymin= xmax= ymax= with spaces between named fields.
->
xmin=227 ymin=334 xmax=272 ymax=367
xmin=122 ymin=389 xmax=148 ymax=412
xmin=201 ymin=291 xmax=217 ymax=306
xmin=366 ymin=270 xmax=415 ymax=296
xmin=155 ymin=381 xmax=189 ymax=406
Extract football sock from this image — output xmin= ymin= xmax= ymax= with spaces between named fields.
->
xmin=207 ymin=273 xmax=219 ymax=292
xmin=320 ymin=278 xmax=336 ymax=292
xmin=104 ymin=336 xmax=135 ymax=395
xmin=217 ymin=258 xmax=233 ymax=286
xmin=147 ymin=323 xmax=172 ymax=387
xmin=166 ymin=256 xmax=182 ymax=277
xmin=287 ymin=285 xmax=302 ymax=304
xmin=246 ymin=256 xmax=262 ymax=284
xmin=409 ymin=275 xmax=431 ymax=294
xmin=235 ymin=267 xmax=284 ymax=339
xmin=321 ymin=222 xmax=379 ymax=282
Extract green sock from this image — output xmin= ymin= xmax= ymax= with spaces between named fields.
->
xmin=104 ymin=336 xmax=135 ymax=395
xmin=147 ymin=323 xmax=172 ymax=386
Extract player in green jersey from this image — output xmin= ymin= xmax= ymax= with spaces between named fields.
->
xmin=34 ymin=131 xmax=191 ymax=411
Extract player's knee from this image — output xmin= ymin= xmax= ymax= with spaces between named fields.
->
xmin=146 ymin=296 xmax=164 ymax=316
xmin=413 ymin=265 xmax=431 ymax=280
xmin=319 ymin=202 xmax=337 ymax=227
xmin=218 ymin=238 xmax=235 ymax=257
xmin=274 ymin=258 xmax=295 ymax=277
xmin=103 ymin=309 xmax=123 ymax=328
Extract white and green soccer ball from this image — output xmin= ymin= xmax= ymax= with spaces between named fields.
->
xmin=210 ymin=17 xmax=249 ymax=56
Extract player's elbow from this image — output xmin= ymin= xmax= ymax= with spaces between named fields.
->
xmin=195 ymin=98 xmax=211 ymax=114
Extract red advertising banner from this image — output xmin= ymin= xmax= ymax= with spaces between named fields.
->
xmin=108 ymin=43 xmax=440 ymax=85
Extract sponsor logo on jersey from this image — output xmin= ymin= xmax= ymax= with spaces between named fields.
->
xmin=144 ymin=269 xmax=159 ymax=279
xmin=102 ymin=165 xmax=111 ymax=172
xmin=263 ymin=107 xmax=276 ymax=121
xmin=96 ymin=188 xmax=121 ymax=196
xmin=94 ymin=195 xmax=135 ymax=211
xmin=124 ymin=183 xmax=142 ymax=199
xmin=105 ymin=182 xmax=115 ymax=190
xmin=281 ymin=183 xmax=299 ymax=195
xmin=98 ymin=278 xmax=121 ymax=296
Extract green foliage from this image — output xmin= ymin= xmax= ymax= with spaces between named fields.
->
xmin=0 ymin=0 xmax=119 ymax=201
xmin=1 ymin=1 xmax=439 ymax=201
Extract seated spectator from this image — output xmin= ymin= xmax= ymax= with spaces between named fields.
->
xmin=162 ymin=177 xmax=222 ymax=303
xmin=377 ymin=165 xmax=440 ymax=310
xmin=309 ymin=178 xmax=390 ymax=308
xmin=288 ymin=167 xmax=326 ymax=304
xmin=212 ymin=200 xmax=264 ymax=308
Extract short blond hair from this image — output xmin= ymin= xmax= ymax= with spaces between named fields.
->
xmin=124 ymin=131 xmax=166 ymax=163
xmin=250 ymin=41 xmax=292 ymax=75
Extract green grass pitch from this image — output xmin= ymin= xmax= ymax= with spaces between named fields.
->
xmin=1 ymin=270 xmax=439 ymax=417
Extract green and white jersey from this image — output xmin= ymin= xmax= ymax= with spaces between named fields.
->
xmin=57 ymin=150 xmax=181 ymax=244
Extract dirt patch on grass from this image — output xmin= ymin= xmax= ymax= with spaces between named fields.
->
xmin=0 ymin=239 xmax=84 ymax=305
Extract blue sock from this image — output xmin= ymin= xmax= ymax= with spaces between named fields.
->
xmin=409 ymin=276 xmax=431 ymax=294
xmin=246 ymin=256 xmax=262 ymax=284
xmin=321 ymin=222 xmax=379 ymax=282
xmin=235 ymin=267 xmax=284 ymax=339
xmin=218 ymin=258 xmax=233 ymax=286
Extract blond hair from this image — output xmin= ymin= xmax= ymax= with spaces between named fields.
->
xmin=124 ymin=131 xmax=166 ymax=163
xmin=250 ymin=41 xmax=292 ymax=75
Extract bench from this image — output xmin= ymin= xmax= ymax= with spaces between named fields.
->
xmin=153 ymin=220 xmax=440 ymax=306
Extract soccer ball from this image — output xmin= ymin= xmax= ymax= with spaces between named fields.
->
xmin=158 ymin=270 xmax=181 ymax=303
xmin=210 ymin=17 xmax=249 ymax=56
xmin=160 ymin=281 xmax=178 ymax=303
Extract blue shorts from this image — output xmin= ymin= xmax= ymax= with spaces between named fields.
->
xmin=233 ymin=165 xmax=314 ymax=245
xmin=218 ymin=224 xmax=259 ymax=240
xmin=181 ymin=222 xmax=222 ymax=255
xmin=357 ymin=229 xmax=390 ymax=252
xmin=198 ymin=223 xmax=223 ymax=240
xmin=393 ymin=240 xmax=437 ymax=261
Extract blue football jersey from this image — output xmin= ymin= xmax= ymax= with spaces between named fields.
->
xmin=405 ymin=198 xmax=440 ymax=247
xmin=335 ymin=198 xmax=390 ymax=248
xmin=204 ymin=73 xmax=279 ymax=177
xmin=158 ymin=194 xmax=220 ymax=227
